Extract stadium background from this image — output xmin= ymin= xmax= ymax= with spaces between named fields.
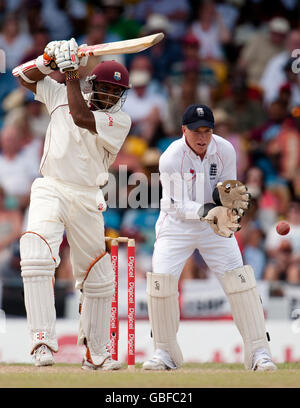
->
xmin=0 ymin=0 xmax=299 ymax=365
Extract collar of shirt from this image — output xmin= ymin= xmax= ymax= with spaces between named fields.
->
xmin=182 ymin=134 xmax=217 ymax=160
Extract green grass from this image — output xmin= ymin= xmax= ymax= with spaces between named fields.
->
xmin=0 ymin=363 xmax=299 ymax=388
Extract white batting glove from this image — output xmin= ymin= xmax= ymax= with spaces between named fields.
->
xmin=55 ymin=38 xmax=80 ymax=73
xmin=44 ymin=40 xmax=63 ymax=59
xmin=40 ymin=40 xmax=66 ymax=72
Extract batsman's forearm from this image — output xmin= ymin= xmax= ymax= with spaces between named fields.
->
xmin=22 ymin=68 xmax=46 ymax=82
xmin=18 ymin=68 xmax=45 ymax=93
xmin=66 ymin=72 xmax=94 ymax=127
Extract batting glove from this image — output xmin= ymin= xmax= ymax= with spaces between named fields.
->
xmin=55 ymin=38 xmax=80 ymax=73
xmin=42 ymin=40 xmax=65 ymax=71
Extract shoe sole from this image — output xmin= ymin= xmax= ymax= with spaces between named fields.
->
xmin=142 ymin=364 xmax=168 ymax=371
xmin=82 ymin=362 xmax=122 ymax=371
xmin=82 ymin=365 xmax=121 ymax=371
xmin=34 ymin=360 xmax=55 ymax=367
xmin=255 ymin=365 xmax=277 ymax=372
xmin=143 ymin=367 xmax=167 ymax=371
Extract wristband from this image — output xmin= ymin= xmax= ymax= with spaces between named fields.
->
xmin=65 ymin=70 xmax=80 ymax=81
xmin=36 ymin=55 xmax=53 ymax=75
xmin=198 ymin=203 xmax=217 ymax=218
xmin=212 ymin=186 xmax=222 ymax=206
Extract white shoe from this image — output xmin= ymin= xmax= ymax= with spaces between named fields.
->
xmin=142 ymin=356 xmax=169 ymax=371
xmin=253 ymin=358 xmax=277 ymax=371
xmin=33 ymin=344 xmax=54 ymax=367
xmin=252 ymin=349 xmax=277 ymax=371
xmin=82 ymin=355 xmax=122 ymax=371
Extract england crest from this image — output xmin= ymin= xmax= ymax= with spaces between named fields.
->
xmin=196 ymin=107 xmax=204 ymax=117
xmin=210 ymin=163 xmax=217 ymax=178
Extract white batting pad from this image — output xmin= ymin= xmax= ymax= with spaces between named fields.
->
xmin=20 ymin=232 xmax=58 ymax=353
xmin=146 ymin=272 xmax=183 ymax=368
xmin=20 ymin=232 xmax=57 ymax=274
xmin=22 ymin=275 xmax=58 ymax=353
xmin=220 ymin=265 xmax=271 ymax=369
xmin=78 ymin=253 xmax=115 ymax=365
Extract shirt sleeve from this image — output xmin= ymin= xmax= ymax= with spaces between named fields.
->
xmin=159 ymin=154 xmax=202 ymax=220
xmin=34 ymin=76 xmax=67 ymax=114
xmin=218 ymin=140 xmax=237 ymax=181
xmin=92 ymin=110 xmax=131 ymax=155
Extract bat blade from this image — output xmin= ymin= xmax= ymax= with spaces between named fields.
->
xmin=77 ymin=32 xmax=164 ymax=57
xmin=12 ymin=33 xmax=164 ymax=78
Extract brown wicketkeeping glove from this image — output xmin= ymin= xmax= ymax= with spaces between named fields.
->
xmin=201 ymin=206 xmax=243 ymax=238
xmin=217 ymin=180 xmax=251 ymax=211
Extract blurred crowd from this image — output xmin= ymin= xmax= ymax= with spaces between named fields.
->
xmin=0 ymin=0 xmax=300 ymax=293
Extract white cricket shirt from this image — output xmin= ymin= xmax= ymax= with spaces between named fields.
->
xmin=159 ymin=134 xmax=237 ymax=220
xmin=34 ymin=77 xmax=131 ymax=187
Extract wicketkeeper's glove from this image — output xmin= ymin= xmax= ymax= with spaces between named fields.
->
xmin=216 ymin=180 xmax=251 ymax=211
xmin=201 ymin=206 xmax=244 ymax=238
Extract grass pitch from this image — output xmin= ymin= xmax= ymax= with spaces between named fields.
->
xmin=0 ymin=362 xmax=299 ymax=388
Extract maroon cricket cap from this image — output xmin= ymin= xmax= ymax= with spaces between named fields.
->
xmin=91 ymin=60 xmax=130 ymax=89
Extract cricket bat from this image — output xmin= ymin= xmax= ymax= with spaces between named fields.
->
xmin=77 ymin=32 xmax=164 ymax=57
xmin=78 ymin=32 xmax=164 ymax=77
xmin=12 ymin=32 xmax=164 ymax=79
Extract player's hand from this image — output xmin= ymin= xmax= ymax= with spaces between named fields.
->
xmin=217 ymin=180 xmax=251 ymax=211
xmin=42 ymin=40 xmax=63 ymax=71
xmin=55 ymin=38 xmax=80 ymax=73
xmin=44 ymin=40 xmax=63 ymax=59
xmin=202 ymin=206 xmax=243 ymax=238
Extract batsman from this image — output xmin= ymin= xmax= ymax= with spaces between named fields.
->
xmin=143 ymin=104 xmax=277 ymax=372
xmin=13 ymin=38 xmax=131 ymax=369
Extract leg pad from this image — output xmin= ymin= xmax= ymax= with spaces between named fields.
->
xmin=78 ymin=253 xmax=115 ymax=365
xmin=146 ymin=272 xmax=183 ymax=368
xmin=20 ymin=232 xmax=57 ymax=353
xmin=220 ymin=265 xmax=271 ymax=369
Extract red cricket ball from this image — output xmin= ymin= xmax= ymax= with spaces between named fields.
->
xmin=276 ymin=221 xmax=290 ymax=236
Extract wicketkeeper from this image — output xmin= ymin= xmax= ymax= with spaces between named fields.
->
xmin=13 ymin=38 xmax=131 ymax=369
xmin=143 ymin=104 xmax=277 ymax=372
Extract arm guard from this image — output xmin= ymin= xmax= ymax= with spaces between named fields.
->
xmin=12 ymin=55 xmax=57 ymax=82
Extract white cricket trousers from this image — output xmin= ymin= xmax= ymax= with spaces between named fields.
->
xmin=152 ymin=212 xmax=243 ymax=278
xmin=23 ymin=176 xmax=106 ymax=289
